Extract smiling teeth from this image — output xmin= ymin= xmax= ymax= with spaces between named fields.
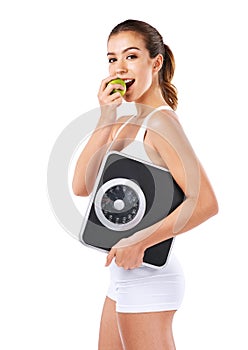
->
xmin=124 ymin=79 xmax=133 ymax=83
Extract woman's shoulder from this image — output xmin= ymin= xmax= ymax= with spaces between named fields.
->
xmin=147 ymin=107 xmax=182 ymax=135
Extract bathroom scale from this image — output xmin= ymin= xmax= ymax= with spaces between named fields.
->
xmin=80 ymin=151 xmax=185 ymax=268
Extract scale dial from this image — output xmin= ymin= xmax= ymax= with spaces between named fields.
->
xmin=94 ymin=178 xmax=146 ymax=231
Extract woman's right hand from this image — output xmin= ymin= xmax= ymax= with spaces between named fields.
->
xmin=97 ymin=75 xmax=125 ymax=115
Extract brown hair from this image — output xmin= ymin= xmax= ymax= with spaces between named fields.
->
xmin=108 ymin=19 xmax=178 ymax=110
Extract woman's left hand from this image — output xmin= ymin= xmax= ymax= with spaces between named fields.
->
xmin=105 ymin=238 xmax=145 ymax=270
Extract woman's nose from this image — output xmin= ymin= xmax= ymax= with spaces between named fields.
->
xmin=116 ymin=67 xmax=128 ymax=75
xmin=115 ymin=60 xmax=128 ymax=75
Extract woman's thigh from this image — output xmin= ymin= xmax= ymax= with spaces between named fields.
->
xmin=117 ymin=310 xmax=176 ymax=350
xmin=98 ymin=297 xmax=123 ymax=350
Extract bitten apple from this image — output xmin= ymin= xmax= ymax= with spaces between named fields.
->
xmin=108 ymin=78 xmax=126 ymax=96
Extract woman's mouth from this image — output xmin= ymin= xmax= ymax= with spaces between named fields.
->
xmin=123 ymin=79 xmax=135 ymax=90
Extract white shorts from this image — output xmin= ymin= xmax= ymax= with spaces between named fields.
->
xmin=107 ymin=254 xmax=185 ymax=313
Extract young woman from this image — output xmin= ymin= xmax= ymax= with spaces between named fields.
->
xmin=72 ymin=19 xmax=218 ymax=350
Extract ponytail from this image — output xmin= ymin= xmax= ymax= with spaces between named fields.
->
xmin=159 ymin=44 xmax=178 ymax=110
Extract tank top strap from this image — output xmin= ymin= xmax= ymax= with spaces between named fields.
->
xmin=107 ymin=114 xmax=136 ymax=153
xmin=135 ymin=105 xmax=172 ymax=142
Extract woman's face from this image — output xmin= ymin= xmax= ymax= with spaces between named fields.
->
xmin=107 ymin=31 xmax=158 ymax=103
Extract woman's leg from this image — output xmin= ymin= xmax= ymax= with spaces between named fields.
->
xmin=98 ymin=297 xmax=124 ymax=350
xmin=117 ymin=310 xmax=176 ymax=350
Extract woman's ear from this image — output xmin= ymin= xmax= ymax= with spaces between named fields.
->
xmin=153 ymin=54 xmax=163 ymax=71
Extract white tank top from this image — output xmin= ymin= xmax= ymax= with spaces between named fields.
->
xmin=112 ymin=105 xmax=173 ymax=163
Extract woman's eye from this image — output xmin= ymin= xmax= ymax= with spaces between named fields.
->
xmin=127 ymin=54 xmax=137 ymax=60
xmin=108 ymin=58 xmax=117 ymax=63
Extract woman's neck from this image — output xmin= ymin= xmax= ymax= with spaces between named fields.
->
xmin=135 ymin=83 xmax=167 ymax=110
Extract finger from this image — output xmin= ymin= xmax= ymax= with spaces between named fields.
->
xmin=105 ymin=248 xmax=116 ymax=267
xmin=110 ymin=91 xmax=123 ymax=101
xmin=98 ymin=75 xmax=119 ymax=94
xmin=108 ymin=93 xmax=123 ymax=107
xmin=108 ymin=84 xmax=126 ymax=95
xmin=98 ymin=84 xmax=123 ymax=106
xmin=101 ymin=84 xmax=125 ymax=101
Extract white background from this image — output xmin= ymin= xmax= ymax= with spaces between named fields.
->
xmin=1 ymin=0 xmax=247 ymax=349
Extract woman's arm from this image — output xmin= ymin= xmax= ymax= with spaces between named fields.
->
xmin=72 ymin=116 xmax=115 ymax=196
xmin=137 ymin=110 xmax=218 ymax=244
xmin=106 ymin=110 xmax=218 ymax=269
xmin=72 ymin=76 xmax=125 ymax=196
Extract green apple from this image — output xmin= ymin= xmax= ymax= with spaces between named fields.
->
xmin=108 ymin=78 xmax=126 ymax=96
